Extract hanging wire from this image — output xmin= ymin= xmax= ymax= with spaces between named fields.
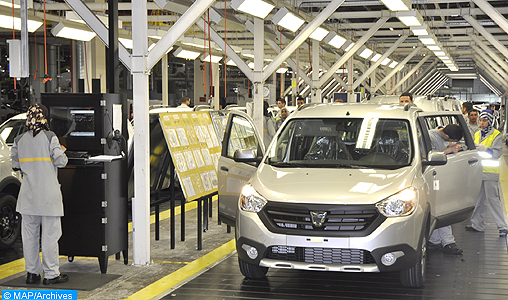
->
xmin=203 ymin=11 xmax=207 ymax=98
xmin=208 ymin=9 xmax=213 ymax=100
xmin=43 ymin=0 xmax=51 ymax=83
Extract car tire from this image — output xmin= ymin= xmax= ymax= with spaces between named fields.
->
xmin=238 ymin=257 xmax=268 ymax=279
xmin=400 ymin=234 xmax=426 ymax=287
xmin=0 ymin=194 xmax=21 ymax=249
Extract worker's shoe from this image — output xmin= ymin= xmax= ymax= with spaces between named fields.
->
xmin=499 ymin=229 xmax=508 ymax=237
xmin=442 ymin=243 xmax=463 ymax=255
xmin=427 ymin=242 xmax=442 ymax=250
xmin=465 ymin=225 xmax=482 ymax=232
xmin=43 ymin=274 xmax=69 ymax=285
xmin=26 ymin=273 xmax=41 ymax=284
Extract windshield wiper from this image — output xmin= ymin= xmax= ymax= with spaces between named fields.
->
xmin=269 ymin=161 xmax=308 ymax=168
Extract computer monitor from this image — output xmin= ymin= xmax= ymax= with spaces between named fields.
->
xmin=42 ymin=93 xmax=104 ymax=155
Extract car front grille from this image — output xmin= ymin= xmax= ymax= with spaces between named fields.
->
xmin=259 ymin=202 xmax=385 ymax=237
xmin=266 ymin=246 xmax=376 ymax=265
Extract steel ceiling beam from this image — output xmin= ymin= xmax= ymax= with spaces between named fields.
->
xmin=390 ymin=55 xmax=430 ymax=94
xmin=319 ymin=16 xmax=389 ymax=87
xmin=263 ymin=0 xmax=346 ymax=82
xmin=472 ymin=46 xmax=508 ymax=81
xmin=474 ymin=54 xmax=508 ymax=89
xmin=463 ymin=14 xmax=508 ymax=60
xmin=373 ymin=46 xmax=422 ymax=93
xmin=352 ymin=35 xmax=407 ymax=90
xmin=469 ymin=34 xmax=508 ymax=74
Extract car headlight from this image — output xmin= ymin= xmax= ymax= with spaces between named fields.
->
xmin=240 ymin=184 xmax=267 ymax=213
xmin=376 ymin=187 xmax=418 ymax=217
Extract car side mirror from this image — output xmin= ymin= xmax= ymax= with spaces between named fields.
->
xmin=423 ymin=150 xmax=447 ymax=166
xmin=233 ymin=148 xmax=261 ymax=163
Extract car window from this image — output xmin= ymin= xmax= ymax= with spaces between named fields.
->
xmin=0 ymin=119 xmax=26 ymax=146
xmin=419 ymin=114 xmax=474 ymax=150
xmin=226 ymin=115 xmax=259 ymax=158
xmin=267 ymin=117 xmax=413 ymax=169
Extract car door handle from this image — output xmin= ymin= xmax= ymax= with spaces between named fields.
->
xmin=220 ymin=166 xmax=229 ymax=172
xmin=468 ymin=158 xmax=479 ymax=166
xmin=432 ymin=170 xmax=437 ymax=176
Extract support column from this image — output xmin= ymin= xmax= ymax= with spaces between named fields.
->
xmin=253 ymin=17 xmax=264 ymax=137
xmin=194 ymin=59 xmax=205 ymax=105
xmin=212 ymin=62 xmax=220 ymax=110
xmin=48 ymin=45 xmax=57 ymax=93
xmin=91 ymin=38 xmax=106 ymax=92
xmin=162 ymin=54 xmax=168 ymax=106
xmin=131 ymin=0 xmax=150 ymax=266
xmin=311 ymin=40 xmax=321 ymax=103
xmin=270 ymin=73 xmax=277 ymax=104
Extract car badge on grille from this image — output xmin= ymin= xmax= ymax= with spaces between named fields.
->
xmin=310 ymin=211 xmax=327 ymax=227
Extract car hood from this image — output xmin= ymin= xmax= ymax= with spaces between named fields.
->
xmin=251 ymin=164 xmax=416 ymax=205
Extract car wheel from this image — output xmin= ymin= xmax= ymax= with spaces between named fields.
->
xmin=400 ymin=235 xmax=426 ymax=287
xmin=238 ymin=257 xmax=268 ymax=279
xmin=0 ymin=194 xmax=20 ymax=249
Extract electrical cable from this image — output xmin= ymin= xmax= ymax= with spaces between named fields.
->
xmin=43 ymin=0 xmax=52 ymax=83
xmin=208 ymin=9 xmax=213 ymax=99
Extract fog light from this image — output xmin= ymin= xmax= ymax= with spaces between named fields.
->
xmin=381 ymin=253 xmax=397 ymax=266
xmin=242 ymin=244 xmax=259 ymax=259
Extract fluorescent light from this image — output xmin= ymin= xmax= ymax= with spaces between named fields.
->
xmin=230 ymin=0 xmax=275 ymax=19
xmin=427 ymin=45 xmax=441 ymax=51
xmin=309 ymin=27 xmax=329 ymax=41
xmin=324 ymin=32 xmax=347 ymax=49
xmin=174 ymin=47 xmax=200 ymax=60
xmin=248 ymin=62 xmax=255 ymax=69
xmin=226 ymin=59 xmax=237 ymax=66
xmin=371 ymin=53 xmax=382 ymax=62
xmin=419 ymin=35 xmax=437 ymax=45
xmin=118 ymin=38 xmax=133 ymax=49
xmin=202 ymin=54 xmax=222 ymax=63
xmin=358 ymin=46 xmax=373 ymax=59
xmin=181 ymin=37 xmax=217 ymax=49
xmin=381 ymin=58 xmax=391 ymax=65
xmin=51 ymin=22 xmax=96 ymax=42
xmin=380 ymin=0 xmax=412 ymax=12
xmin=66 ymin=11 xmax=122 ymax=28
xmin=271 ymin=7 xmax=304 ymax=32
xmin=276 ymin=67 xmax=288 ymax=73
xmin=434 ymin=51 xmax=446 ymax=56
xmin=410 ymin=24 xmax=429 ymax=36
xmin=396 ymin=10 xmax=423 ymax=26
xmin=0 ymin=14 xmax=42 ymax=33
xmin=389 ymin=61 xmax=398 ymax=68
xmin=241 ymin=50 xmax=255 ymax=58
xmin=343 ymin=41 xmax=355 ymax=52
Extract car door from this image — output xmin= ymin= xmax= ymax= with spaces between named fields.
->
xmin=418 ymin=112 xmax=482 ymax=227
xmin=218 ymin=110 xmax=265 ymax=227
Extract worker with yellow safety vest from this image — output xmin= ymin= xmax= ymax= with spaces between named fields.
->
xmin=465 ymin=109 xmax=508 ymax=236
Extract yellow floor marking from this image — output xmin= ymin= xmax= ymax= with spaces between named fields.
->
xmin=66 ymin=256 xmax=189 ymax=265
xmin=0 ymin=196 xmax=217 ymax=281
xmin=124 ymin=239 xmax=235 ymax=300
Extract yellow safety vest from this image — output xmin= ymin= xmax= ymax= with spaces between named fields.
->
xmin=474 ymin=129 xmax=501 ymax=174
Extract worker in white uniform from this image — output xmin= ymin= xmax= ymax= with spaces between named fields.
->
xmin=11 ymin=104 xmax=69 ymax=285
xmin=466 ymin=110 xmax=508 ymax=236
xmin=427 ymin=124 xmax=464 ymax=255
xmin=263 ymin=101 xmax=276 ymax=148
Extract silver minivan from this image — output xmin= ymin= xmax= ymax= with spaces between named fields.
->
xmin=218 ymin=103 xmax=482 ymax=287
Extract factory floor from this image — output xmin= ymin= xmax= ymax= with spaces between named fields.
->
xmin=1 ymin=149 xmax=508 ymax=299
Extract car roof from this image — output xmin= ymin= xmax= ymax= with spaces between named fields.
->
xmin=289 ymin=103 xmax=416 ymax=119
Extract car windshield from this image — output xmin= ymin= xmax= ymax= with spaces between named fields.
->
xmin=267 ymin=117 xmax=412 ymax=169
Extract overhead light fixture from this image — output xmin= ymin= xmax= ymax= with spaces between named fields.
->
xmin=434 ymin=51 xmax=446 ymax=57
xmin=0 ymin=0 xmax=25 ymax=9
xmin=248 ymin=62 xmax=255 ymax=69
xmin=118 ymin=38 xmax=133 ymax=49
xmin=230 ymin=0 xmax=275 ymax=19
xmin=271 ymin=7 xmax=304 ymax=32
xmin=276 ymin=67 xmax=288 ymax=73
xmin=230 ymin=45 xmax=242 ymax=53
xmin=410 ymin=24 xmax=430 ymax=36
xmin=389 ymin=61 xmax=398 ymax=68
xmin=380 ymin=0 xmax=412 ymax=12
xmin=65 ymin=11 xmax=123 ymax=28
xmin=427 ymin=45 xmax=441 ymax=51
xmin=173 ymin=47 xmax=200 ymax=60
xmin=419 ymin=34 xmax=437 ymax=45
xmin=51 ymin=22 xmax=96 ymax=42
xmin=324 ymin=32 xmax=347 ymax=49
xmin=381 ymin=58 xmax=391 ymax=66
xmin=0 ymin=13 xmax=42 ymax=33
xmin=309 ymin=27 xmax=329 ymax=41
xmin=181 ymin=36 xmax=217 ymax=49
xmin=358 ymin=46 xmax=373 ymax=59
xmin=341 ymin=40 xmax=355 ymax=51
xmin=396 ymin=10 xmax=423 ymax=26
xmin=202 ymin=54 xmax=222 ymax=63
xmin=225 ymin=59 xmax=237 ymax=66
xmin=371 ymin=53 xmax=382 ymax=62
xmin=241 ymin=49 xmax=255 ymax=58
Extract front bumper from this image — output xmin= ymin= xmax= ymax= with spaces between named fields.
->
xmin=236 ymin=207 xmax=424 ymax=273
